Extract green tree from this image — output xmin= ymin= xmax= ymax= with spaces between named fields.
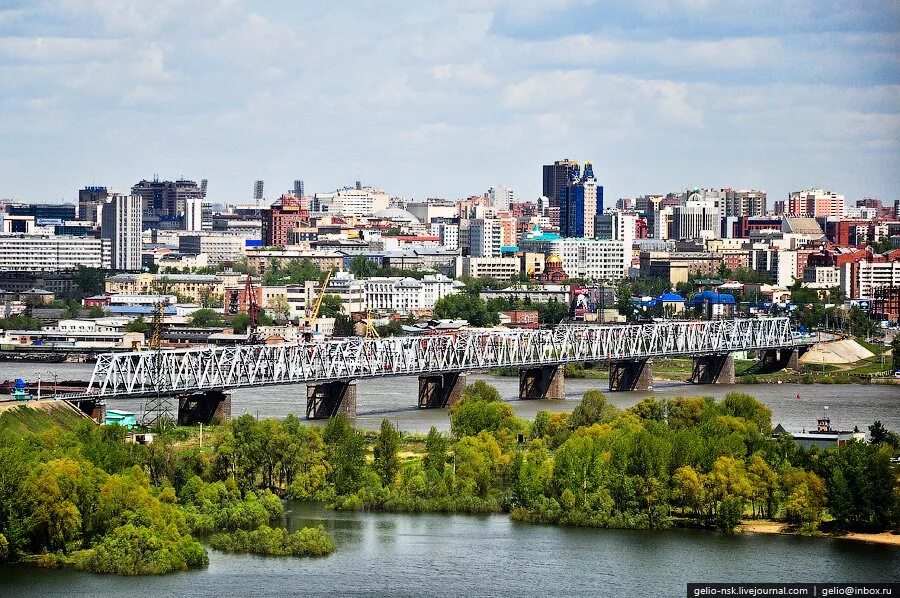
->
xmin=720 ymin=392 xmax=772 ymax=434
xmin=433 ymin=293 xmax=499 ymax=327
xmin=891 ymin=336 xmax=900 ymax=371
xmin=868 ymin=421 xmax=900 ymax=449
xmin=373 ymin=419 xmax=401 ymax=487
xmin=570 ymin=390 xmax=617 ymax=429
xmin=73 ymin=266 xmax=106 ymax=298
xmin=349 ymin=256 xmax=380 ymax=279
xmin=826 ymin=441 xmax=896 ymax=531
xmin=450 ymin=382 xmax=514 ymax=438
xmin=317 ymin=295 xmax=344 ymax=318
xmin=189 ymin=308 xmax=226 ymax=328
xmin=323 ymin=415 xmax=366 ymax=496
xmin=422 ymin=427 xmax=448 ymax=474
xmin=332 ymin=314 xmax=354 ymax=337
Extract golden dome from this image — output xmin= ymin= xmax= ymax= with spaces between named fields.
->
xmin=546 ymin=254 xmax=562 ymax=265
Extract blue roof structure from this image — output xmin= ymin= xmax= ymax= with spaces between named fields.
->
xmin=658 ymin=292 xmax=685 ymax=302
xmin=688 ymin=290 xmax=736 ymax=306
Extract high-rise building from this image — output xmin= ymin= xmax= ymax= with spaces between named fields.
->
xmin=595 ymin=211 xmax=636 ymax=248
xmin=542 ymin=159 xmax=580 ymax=209
xmin=261 ymin=194 xmax=309 ymax=246
xmin=670 ymin=201 xmax=721 ymax=240
xmin=200 ymin=179 xmax=208 ymax=198
xmin=184 ymin=194 xmax=204 ymax=232
xmin=253 ymin=180 xmax=265 ymax=203
xmin=101 ymin=193 xmax=141 ymax=271
xmin=559 ymin=162 xmax=602 ymax=238
xmin=293 ymin=180 xmax=304 ymax=197
xmin=724 ymin=189 xmax=766 ymax=217
xmin=488 ymin=185 xmax=514 ymax=211
xmin=468 ymin=218 xmax=503 ymax=258
xmin=787 ymin=189 xmax=844 ymax=218
xmin=131 ymin=178 xmax=203 ymax=228
xmin=78 ymin=186 xmax=108 ymax=223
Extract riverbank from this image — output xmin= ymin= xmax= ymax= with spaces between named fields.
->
xmin=739 ymin=520 xmax=900 ymax=546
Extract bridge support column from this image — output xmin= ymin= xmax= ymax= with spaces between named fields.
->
xmin=306 ymin=381 xmax=357 ymax=419
xmin=178 ymin=390 xmax=232 ymax=425
xmin=519 ymin=365 xmax=564 ymax=400
xmin=608 ymin=359 xmax=653 ymax=392
xmin=418 ymin=373 xmax=467 ymax=409
xmin=689 ymin=354 xmax=735 ymax=385
xmin=756 ymin=348 xmax=800 ymax=373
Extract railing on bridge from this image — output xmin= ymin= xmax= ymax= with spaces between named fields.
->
xmin=81 ymin=317 xmax=798 ymax=399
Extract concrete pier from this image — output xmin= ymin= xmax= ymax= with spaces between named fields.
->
xmin=608 ymin=359 xmax=653 ymax=391
xmin=306 ymin=380 xmax=357 ymax=419
xmin=177 ymin=390 xmax=232 ymax=425
xmin=418 ymin=373 xmax=467 ymax=409
xmin=519 ymin=365 xmax=565 ymax=400
xmin=689 ymin=354 xmax=735 ymax=385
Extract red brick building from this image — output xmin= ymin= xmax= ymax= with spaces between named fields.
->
xmin=262 ymin=194 xmax=309 ymax=247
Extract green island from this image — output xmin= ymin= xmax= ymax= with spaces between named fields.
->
xmin=1 ymin=382 xmax=898 ymax=575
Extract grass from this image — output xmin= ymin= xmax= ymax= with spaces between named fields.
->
xmin=0 ymin=402 xmax=89 ymax=438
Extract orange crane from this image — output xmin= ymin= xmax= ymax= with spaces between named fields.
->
xmin=303 ymin=267 xmax=334 ymax=340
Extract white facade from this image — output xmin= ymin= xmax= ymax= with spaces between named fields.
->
xmin=551 ymin=238 xmax=628 ymax=281
xmin=364 ymin=274 xmax=462 ymax=313
xmin=468 ymin=218 xmax=503 ymax=258
xmin=178 ymin=233 xmax=247 ymax=265
xmin=184 ymin=194 xmax=204 ymax=232
xmin=595 ymin=211 xmax=636 ymax=247
xmin=857 ymin=261 xmax=900 ymax=298
xmin=101 ymin=193 xmax=142 ymax=271
xmin=430 ymin=222 xmax=459 ymax=250
xmin=311 ymin=187 xmax=390 ymax=216
xmin=488 ymin=185 xmax=514 ymax=211
xmin=456 ymin=256 xmax=522 ymax=280
xmin=0 ymin=235 xmax=111 ymax=271
xmin=670 ymin=201 xmax=721 ymax=240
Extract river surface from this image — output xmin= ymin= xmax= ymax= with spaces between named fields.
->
xmin=1 ymin=502 xmax=897 ymax=597
xmin=1 ymin=362 xmax=897 ymax=434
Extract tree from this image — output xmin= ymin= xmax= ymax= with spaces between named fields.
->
xmin=269 ymin=296 xmax=291 ymax=321
xmin=450 ymin=382 xmax=514 ymax=437
xmin=781 ymin=468 xmax=826 ymax=531
xmin=349 ymin=256 xmax=380 ymax=279
xmin=73 ymin=266 xmax=105 ymax=298
xmin=536 ymin=301 xmax=568 ymax=325
xmin=332 ymin=315 xmax=354 ymax=337
xmin=323 ymin=415 xmax=366 ymax=496
xmin=720 ymin=392 xmax=772 ymax=434
xmin=422 ymin=427 xmax=448 ymax=474
xmin=373 ymin=420 xmax=401 ymax=487
xmin=189 ymin=308 xmax=226 ymax=328
xmin=891 ymin=335 xmax=900 ymax=371
xmin=433 ymin=293 xmax=499 ymax=327
xmin=673 ymin=465 xmax=705 ymax=519
xmin=317 ymin=295 xmax=344 ymax=318
xmin=826 ymin=441 xmax=896 ymax=531
xmin=232 ymin=311 xmax=274 ymax=334
xmin=868 ymin=421 xmax=900 ymax=449
xmin=569 ymin=390 xmax=616 ymax=429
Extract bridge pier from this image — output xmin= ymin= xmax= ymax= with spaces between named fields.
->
xmin=608 ymin=359 xmax=653 ymax=392
xmin=689 ymin=354 xmax=735 ymax=385
xmin=307 ymin=381 xmax=357 ymax=419
xmin=178 ymin=390 xmax=232 ymax=425
xmin=418 ymin=373 xmax=467 ymax=409
xmin=519 ymin=365 xmax=565 ymax=400
xmin=755 ymin=348 xmax=801 ymax=374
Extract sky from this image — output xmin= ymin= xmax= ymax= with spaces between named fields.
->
xmin=0 ymin=0 xmax=898 ymax=207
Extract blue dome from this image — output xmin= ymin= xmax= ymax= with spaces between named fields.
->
xmin=658 ymin=292 xmax=685 ymax=302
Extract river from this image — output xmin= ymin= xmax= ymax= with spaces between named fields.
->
xmin=1 ymin=502 xmax=897 ymax=597
xmin=1 ymin=362 xmax=897 ymax=434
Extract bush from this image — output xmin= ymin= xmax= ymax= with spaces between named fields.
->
xmin=209 ymin=525 xmax=335 ymax=557
xmin=78 ymin=523 xmax=208 ymax=575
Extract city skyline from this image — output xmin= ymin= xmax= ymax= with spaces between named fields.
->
xmin=0 ymin=1 xmax=897 ymax=205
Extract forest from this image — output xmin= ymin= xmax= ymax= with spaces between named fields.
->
xmin=0 ymin=383 xmax=897 ymax=575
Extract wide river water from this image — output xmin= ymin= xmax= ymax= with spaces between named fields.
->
xmin=1 ymin=363 xmax=898 ymax=595
xmin=2 ymin=362 xmax=898 ymax=434
xmin=0 ymin=502 xmax=897 ymax=597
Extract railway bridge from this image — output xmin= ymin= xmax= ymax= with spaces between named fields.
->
xmin=66 ymin=317 xmax=808 ymax=423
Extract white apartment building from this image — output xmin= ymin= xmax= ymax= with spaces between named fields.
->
xmin=101 ymin=193 xmax=142 ymax=271
xmin=430 ymin=222 xmax=459 ymax=250
xmin=311 ymin=187 xmax=390 ymax=216
xmin=857 ymin=261 xmax=900 ymax=298
xmin=364 ymin=274 xmax=463 ymax=313
xmin=468 ymin=218 xmax=503 ymax=258
xmin=178 ymin=233 xmax=247 ymax=265
xmin=0 ymin=235 xmax=111 ymax=271
xmin=456 ymin=256 xmax=521 ymax=280
xmin=550 ymin=239 xmax=629 ymax=281
xmin=488 ymin=185 xmax=514 ymax=211
xmin=594 ymin=211 xmax=636 ymax=247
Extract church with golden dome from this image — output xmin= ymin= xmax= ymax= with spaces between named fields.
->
xmin=533 ymin=253 xmax=569 ymax=283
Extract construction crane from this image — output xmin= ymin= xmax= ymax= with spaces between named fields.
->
xmin=303 ymin=267 xmax=333 ymax=341
xmin=364 ymin=312 xmax=380 ymax=338
xmin=244 ymin=273 xmax=260 ymax=344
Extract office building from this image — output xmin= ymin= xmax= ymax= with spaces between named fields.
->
xmin=670 ymin=201 xmax=721 ymax=240
xmin=594 ymin=211 xmax=636 ymax=247
xmin=293 ymin=180 xmax=304 ymax=197
xmin=468 ymin=218 xmax=503 ymax=258
xmin=311 ymin=186 xmax=390 ymax=216
xmin=542 ymin=159 xmax=580 ymax=209
xmin=131 ymin=178 xmax=204 ymax=228
xmin=101 ymin=193 xmax=142 ymax=271
xmin=559 ymin=162 xmax=602 ymax=238
xmin=724 ymin=189 xmax=766 ymax=217
xmin=0 ymin=236 xmax=110 ymax=271
xmin=364 ymin=274 xmax=463 ymax=313
xmin=430 ymin=222 xmax=460 ymax=250
xmin=178 ymin=233 xmax=247 ymax=266
xmin=456 ymin=256 xmax=521 ymax=280
xmin=78 ymin=186 xmax=108 ymax=223
xmin=253 ymin=180 xmax=265 ymax=202
xmin=262 ymin=194 xmax=310 ymax=247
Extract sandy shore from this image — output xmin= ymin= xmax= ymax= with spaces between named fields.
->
xmin=739 ymin=521 xmax=900 ymax=546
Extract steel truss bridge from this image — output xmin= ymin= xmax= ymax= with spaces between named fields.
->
xmin=76 ymin=317 xmax=799 ymax=400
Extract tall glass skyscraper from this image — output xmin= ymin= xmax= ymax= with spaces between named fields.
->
xmin=559 ymin=162 xmax=603 ymax=238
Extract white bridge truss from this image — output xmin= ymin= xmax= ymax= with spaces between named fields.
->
xmin=80 ymin=317 xmax=797 ymax=399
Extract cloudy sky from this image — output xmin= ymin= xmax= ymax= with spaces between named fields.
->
xmin=1 ymin=0 xmax=897 ymax=206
